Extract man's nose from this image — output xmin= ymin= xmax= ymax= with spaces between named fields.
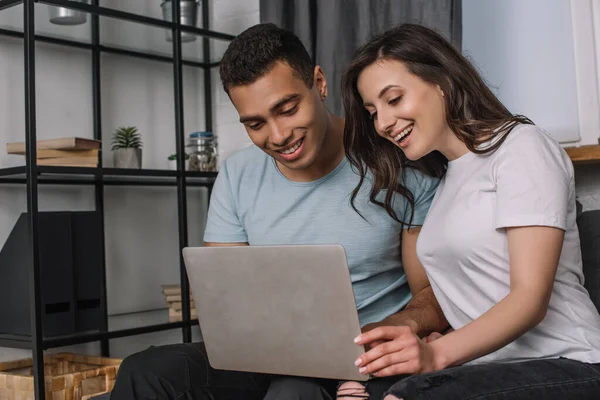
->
xmin=269 ymin=122 xmax=292 ymax=146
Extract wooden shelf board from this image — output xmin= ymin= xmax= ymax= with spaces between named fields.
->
xmin=565 ymin=145 xmax=600 ymax=164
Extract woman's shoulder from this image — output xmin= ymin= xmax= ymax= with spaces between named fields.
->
xmin=498 ymin=123 xmax=563 ymax=154
xmin=492 ymin=123 xmax=574 ymax=177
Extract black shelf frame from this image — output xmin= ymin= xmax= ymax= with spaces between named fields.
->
xmin=0 ymin=1 xmax=231 ymax=399
xmin=0 ymin=311 xmax=201 ymax=350
xmin=0 ymin=165 xmax=218 ymax=185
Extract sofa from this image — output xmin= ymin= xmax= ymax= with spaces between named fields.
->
xmin=88 ymin=210 xmax=600 ymax=400
xmin=577 ymin=209 xmax=600 ymax=313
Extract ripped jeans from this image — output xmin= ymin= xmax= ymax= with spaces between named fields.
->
xmin=109 ymin=340 xmax=398 ymax=400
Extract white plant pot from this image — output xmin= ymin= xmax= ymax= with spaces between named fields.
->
xmin=168 ymin=159 xmax=188 ymax=170
xmin=113 ymin=148 xmax=142 ymax=169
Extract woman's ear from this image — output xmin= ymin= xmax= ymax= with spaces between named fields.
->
xmin=437 ymin=84 xmax=445 ymax=98
xmin=314 ymin=65 xmax=328 ymax=101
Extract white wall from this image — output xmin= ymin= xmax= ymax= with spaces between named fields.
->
xmin=210 ymin=0 xmax=257 ymax=162
xmin=462 ymin=0 xmax=581 ymax=143
xmin=462 ymin=0 xmax=600 ymax=212
xmin=0 ymin=0 xmax=258 ymax=361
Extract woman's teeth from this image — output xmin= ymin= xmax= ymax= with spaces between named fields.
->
xmin=394 ymin=125 xmax=413 ymax=142
xmin=281 ymin=139 xmax=303 ymax=154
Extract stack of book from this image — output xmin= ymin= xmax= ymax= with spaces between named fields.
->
xmin=161 ymin=284 xmax=196 ymax=322
xmin=6 ymin=137 xmax=101 ymax=167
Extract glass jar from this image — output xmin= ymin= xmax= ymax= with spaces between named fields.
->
xmin=187 ymin=131 xmax=218 ymax=172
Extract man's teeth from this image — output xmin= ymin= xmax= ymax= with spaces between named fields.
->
xmin=394 ymin=125 xmax=414 ymax=142
xmin=281 ymin=139 xmax=303 ymax=154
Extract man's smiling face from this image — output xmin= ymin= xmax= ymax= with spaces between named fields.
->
xmin=228 ymin=62 xmax=330 ymax=172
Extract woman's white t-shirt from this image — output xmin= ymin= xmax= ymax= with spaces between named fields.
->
xmin=417 ymin=124 xmax=600 ymax=365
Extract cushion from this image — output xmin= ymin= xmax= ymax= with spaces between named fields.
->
xmin=577 ymin=210 xmax=600 ymax=313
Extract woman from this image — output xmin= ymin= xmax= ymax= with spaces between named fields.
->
xmin=337 ymin=23 xmax=600 ymax=399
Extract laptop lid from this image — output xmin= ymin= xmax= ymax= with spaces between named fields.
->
xmin=182 ymin=244 xmax=367 ymax=382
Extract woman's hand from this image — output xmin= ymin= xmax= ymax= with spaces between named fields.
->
xmin=353 ymin=326 xmax=446 ymax=377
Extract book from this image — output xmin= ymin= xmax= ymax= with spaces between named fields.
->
xmin=168 ymin=308 xmax=197 ymax=322
xmin=165 ymin=294 xmax=183 ymax=303
xmin=161 ymin=284 xmax=192 ymax=296
xmin=33 ymin=149 xmax=99 ymax=159
xmin=37 ymin=157 xmax=99 ymax=166
xmin=6 ymin=137 xmax=101 ymax=154
xmin=170 ymin=301 xmax=195 ymax=311
xmin=36 ymin=163 xmax=98 ymax=168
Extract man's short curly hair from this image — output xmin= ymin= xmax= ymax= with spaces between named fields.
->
xmin=219 ymin=23 xmax=315 ymax=93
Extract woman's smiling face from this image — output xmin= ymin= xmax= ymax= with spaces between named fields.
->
xmin=357 ymin=59 xmax=450 ymax=161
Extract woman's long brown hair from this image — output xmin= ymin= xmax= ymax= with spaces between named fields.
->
xmin=342 ymin=23 xmax=532 ymax=226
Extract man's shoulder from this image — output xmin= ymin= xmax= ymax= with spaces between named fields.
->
xmin=224 ymin=144 xmax=268 ymax=167
xmin=400 ymin=166 xmax=440 ymax=196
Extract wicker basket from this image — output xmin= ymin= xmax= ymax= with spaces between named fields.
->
xmin=0 ymin=353 xmax=122 ymax=400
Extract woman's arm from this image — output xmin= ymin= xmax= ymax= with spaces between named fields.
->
xmin=354 ymin=225 xmax=564 ymax=376
xmin=429 ymin=225 xmax=563 ymax=368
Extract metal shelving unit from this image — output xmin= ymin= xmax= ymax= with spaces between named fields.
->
xmin=0 ymin=1 xmax=234 ymax=399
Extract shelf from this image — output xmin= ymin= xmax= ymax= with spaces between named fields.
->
xmin=0 ymin=308 xmax=199 ymax=350
xmin=0 ymin=28 xmax=214 ymax=69
xmin=0 ymin=3 xmax=220 ymax=394
xmin=42 ymin=0 xmax=234 ymax=41
xmin=2 ymin=0 xmax=235 ymax=42
xmin=0 ymin=0 xmax=21 ymax=12
xmin=0 ymin=0 xmax=235 ymax=66
xmin=565 ymin=145 xmax=600 ymax=165
xmin=0 ymin=166 xmax=217 ymax=186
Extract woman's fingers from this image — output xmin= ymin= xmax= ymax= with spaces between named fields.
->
xmin=356 ymin=333 xmax=419 ymax=368
xmin=371 ymin=358 xmax=421 ymax=377
xmin=355 ymin=325 xmax=413 ymax=346
xmin=358 ymin=344 xmax=418 ymax=375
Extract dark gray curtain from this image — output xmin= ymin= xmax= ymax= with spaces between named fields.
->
xmin=260 ymin=0 xmax=462 ymax=116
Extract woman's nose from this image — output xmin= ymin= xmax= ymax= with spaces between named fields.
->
xmin=377 ymin=110 xmax=396 ymax=136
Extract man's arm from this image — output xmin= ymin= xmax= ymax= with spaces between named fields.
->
xmin=372 ymin=285 xmax=447 ymax=338
xmin=363 ymin=227 xmax=448 ymax=338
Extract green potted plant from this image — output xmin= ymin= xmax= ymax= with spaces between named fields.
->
xmin=168 ymin=152 xmax=190 ymax=170
xmin=111 ymin=126 xmax=143 ymax=169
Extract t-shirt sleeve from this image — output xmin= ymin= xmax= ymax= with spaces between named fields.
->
xmin=203 ymin=161 xmax=248 ymax=243
xmin=402 ymin=167 xmax=440 ymax=226
xmin=494 ymin=126 xmax=572 ymax=230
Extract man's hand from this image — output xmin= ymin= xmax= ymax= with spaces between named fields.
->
xmin=353 ymin=326 xmax=445 ymax=377
xmin=372 ymin=286 xmax=448 ymax=339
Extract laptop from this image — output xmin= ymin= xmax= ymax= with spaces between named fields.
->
xmin=181 ymin=244 xmax=368 ymax=382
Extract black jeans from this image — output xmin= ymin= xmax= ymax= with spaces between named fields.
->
xmin=110 ymin=341 xmax=393 ymax=399
xmin=110 ymin=342 xmax=600 ymax=400
xmin=385 ymin=358 xmax=600 ymax=399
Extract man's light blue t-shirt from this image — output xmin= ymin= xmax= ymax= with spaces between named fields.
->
xmin=204 ymin=146 xmax=439 ymax=326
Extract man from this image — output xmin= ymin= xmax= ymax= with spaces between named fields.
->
xmin=110 ymin=23 xmax=447 ymax=400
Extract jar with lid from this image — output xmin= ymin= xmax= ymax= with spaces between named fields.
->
xmin=187 ymin=131 xmax=218 ymax=172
